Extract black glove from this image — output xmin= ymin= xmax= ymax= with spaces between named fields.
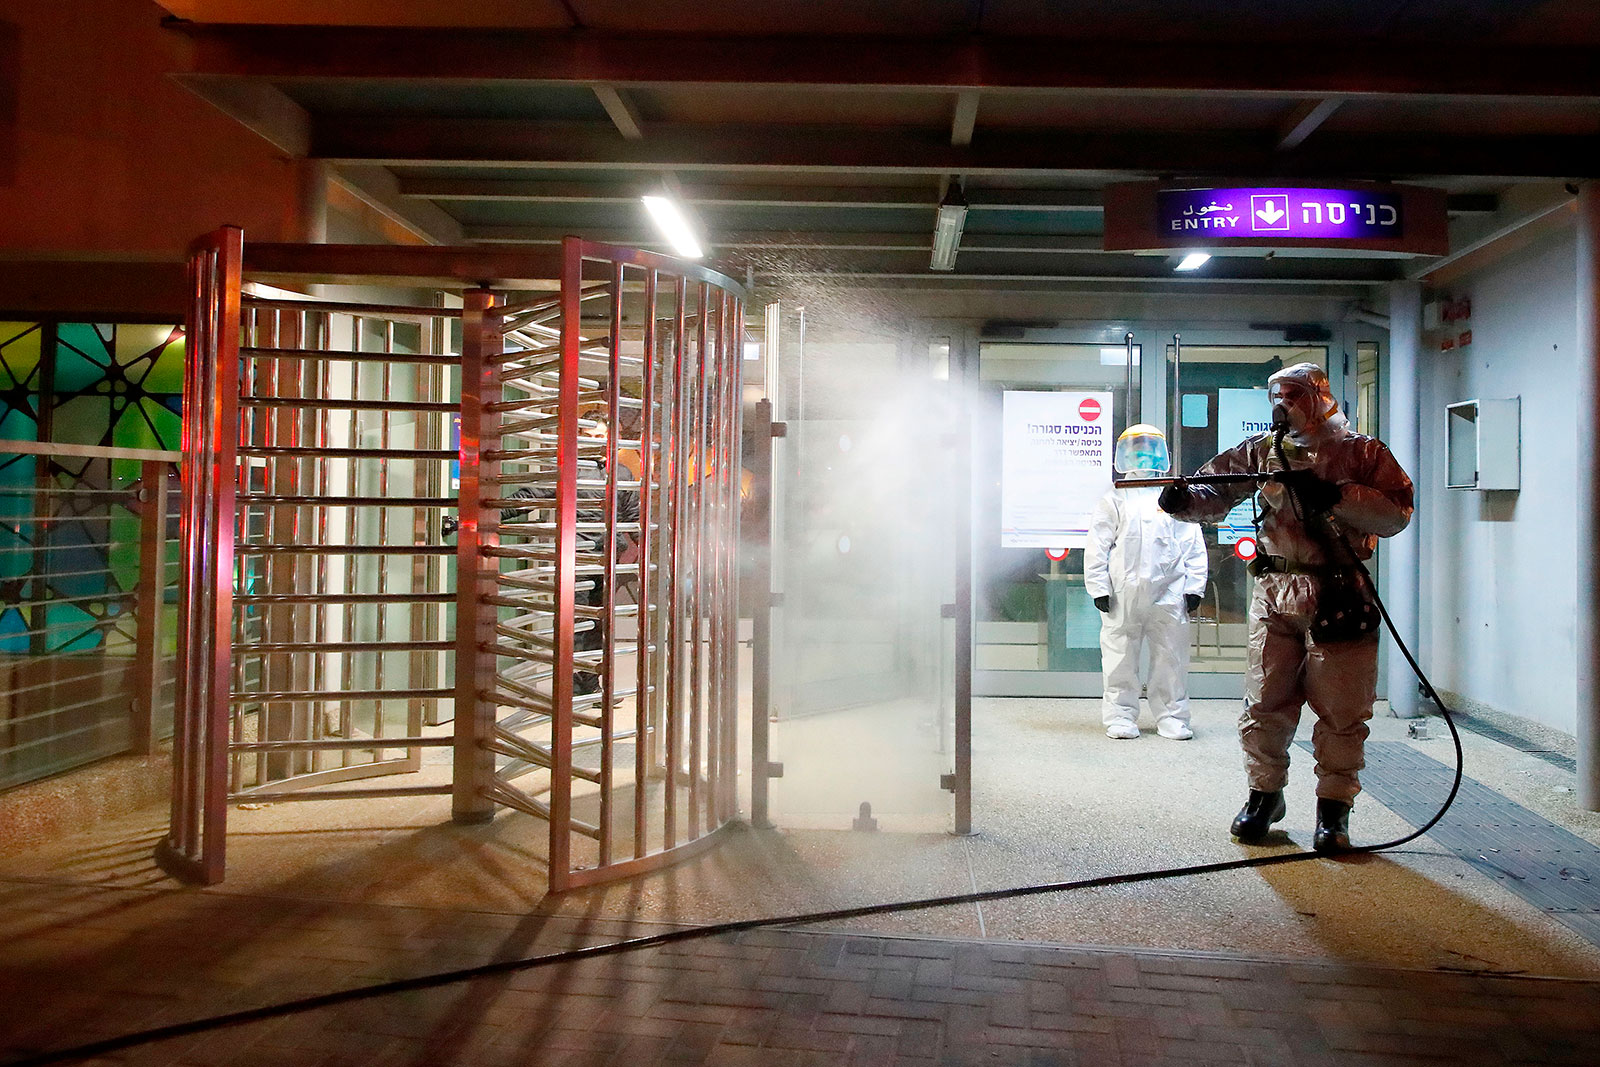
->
xmin=1157 ymin=477 xmax=1190 ymax=515
xmin=1185 ymin=593 xmax=1203 ymax=614
xmin=1093 ymin=596 xmax=1111 ymax=613
xmin=1274 ymin=469 xmax=1341 ymax=514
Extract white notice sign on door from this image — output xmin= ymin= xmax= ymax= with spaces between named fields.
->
xmin=1215 ymin=387 xmax=1273 ymax=545
xmin=1000 ymin=390 xmax=1113 ymax=548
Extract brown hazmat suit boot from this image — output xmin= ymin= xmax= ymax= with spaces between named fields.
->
xmin=1229 ymin=789 xmax=1286 ymax=843
xmin=1313 ymin=799 xmax=1352 ymax=853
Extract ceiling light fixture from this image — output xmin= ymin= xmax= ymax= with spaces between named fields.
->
xmin=641 ymin=194 xmax=704 ymax=259
xmin=930 ymin=182 xmax=968 ymax=272
xmin=1174 ymin=252 xmax=1211 ymax=272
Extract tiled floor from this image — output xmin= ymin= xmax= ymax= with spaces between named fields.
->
xmin=5 ymin=698 xmax=1600 ymax=1065
xmin=2 ymin=880 xmax=1599 ymax=1066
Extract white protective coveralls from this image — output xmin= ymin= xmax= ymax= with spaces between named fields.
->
xmin=1084 ymin=483 xmax=1208 ymax=738
xmin=1167 ymin=364 xmax=1413 ymax=801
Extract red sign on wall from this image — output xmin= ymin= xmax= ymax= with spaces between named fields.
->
xmin=1079 ymin=397 xmax=1102 ymax=421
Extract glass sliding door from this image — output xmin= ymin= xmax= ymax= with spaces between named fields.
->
xmin=973 ymin=341 xmax=1137 ymax=696
xmin=1166 ymin=344 xmax=1328 ymax=682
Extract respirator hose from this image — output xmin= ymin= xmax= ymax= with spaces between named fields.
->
xmin=1270 ymin=426 xmax=1463 ymax=853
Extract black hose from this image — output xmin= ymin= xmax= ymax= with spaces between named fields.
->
xmin=6 ymin=457 xmax=1465 ymax=1067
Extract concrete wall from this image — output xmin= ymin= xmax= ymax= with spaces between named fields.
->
xmin=0 ymin=0 xmax=302 ymax=256
xmin=1418 ymin=225 xmax=1580 ymax=735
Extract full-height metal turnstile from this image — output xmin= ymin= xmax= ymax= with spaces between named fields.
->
xmin=160 ymin=229 xmax=745 ymax=889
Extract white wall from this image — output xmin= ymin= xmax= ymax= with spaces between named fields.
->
xmin=1418 ymin=226 xmax=1579 ymax=735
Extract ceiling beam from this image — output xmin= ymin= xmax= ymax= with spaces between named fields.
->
xmin=394 ymin=176 xmax=1104 ymax=210
xmin=171 ymin=27 xmax=1600 ymax=98
xmin=1276 ymin=97 xmax=1343 ymax=151
xmin=464 ymin=228 xmax=1109 ymax=252
xmin=173 ymin=75 xmax=310 ymax=156
xmin=398 ymin=176 xmax=1495 ymax=216
xmin=951 ymin=91 xmax=980 ymax=147
xmin=592 ymin=85 xmax=645 ymax=140
xmin=328 ymin=165 xmax=465 ymax=244
xmin=311 ymin=119 xmax=1600 ymax=180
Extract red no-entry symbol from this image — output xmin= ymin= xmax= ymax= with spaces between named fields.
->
xmin=1079 ymin=397 xmax=1102 ymax=421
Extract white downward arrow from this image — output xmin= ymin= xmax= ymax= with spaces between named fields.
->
xmin=1256 ymin=203 xmax=1285 ymax=225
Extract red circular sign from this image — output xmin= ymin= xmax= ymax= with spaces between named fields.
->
xmin=1079 ymin=397 xmax=1102 ymax=421
xmin=1233 ymin=536 xmax=1258 ymax=562
xmin=1045 ymin=546 xmax=1069 ymax=561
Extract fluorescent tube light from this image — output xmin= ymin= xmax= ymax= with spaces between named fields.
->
xmin=930 ymin=183 xmax=968 ymax=271
xmin=641 ymin=195 xmax=704 ymax=259
xmin=1174 ymin=252 xmax=1211 ymax=272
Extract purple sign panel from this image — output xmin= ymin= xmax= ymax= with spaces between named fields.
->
xmin=1157 ymin=187 xmax=1403 ymax=240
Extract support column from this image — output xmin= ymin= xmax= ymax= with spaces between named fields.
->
xmin=1385 ymin=281 xmax=1422 ymax=719
xmin=1577 ymin=183 xmax=1600 ymax=810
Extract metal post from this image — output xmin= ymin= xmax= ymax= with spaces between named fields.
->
xmin=1171 ymin=333 xmax=1183 ymax=474
xmin=1124 ymin=331 xmax=1135 ymax=429
xmin=1577 ymin=182 xmax=1600 ymax=811
xmin=1384 ymin=282 xmax=1422 ymax=719
xmin=452 ymin=288 xmax=500 ymax=824
xmin=132 ymin=460 xmax=168 ymax=756
xmin=953 ymin=328 xmax=973 ymax=836
xmin=162 ymin=225 xmax=242 ymax=885
xmin=750 ymin=397 xmax=775 ymax=829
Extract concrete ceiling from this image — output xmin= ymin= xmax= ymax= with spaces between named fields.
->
xmin=156 ymin=1 xmax=1600 ymax=295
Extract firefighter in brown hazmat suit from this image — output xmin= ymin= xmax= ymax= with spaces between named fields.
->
xmin=1157 ymin=363 xmax=1413 ymax=852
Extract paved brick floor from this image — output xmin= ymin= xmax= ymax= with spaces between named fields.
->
xmin=3 ymin=879 xmax=1599 ymax=1067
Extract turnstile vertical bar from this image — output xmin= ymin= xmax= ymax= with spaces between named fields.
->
xmin=722 ymin=294 xmax=743 ymax=822
xmin=374 ymin=322 xmax=394 ymax=746
xmin=688 ymin=282 xmax=708 ymax=838
xmin=704 ymin=289 xmax=724 ymax=825
xmin=550 ymin=244 xmax=584 ymax=888
xmin=663 ymin=275 xmax=687 ymax=850
xmin=599 ymin=261 xmax=624 ymax=865
xmin=452 ymin=289 xmax=501 ymax=826
xmin=634 ymin=268 xmax=658 ymax=858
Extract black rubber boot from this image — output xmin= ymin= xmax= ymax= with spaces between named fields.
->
xmin=1229 ymin=789 xmax=1286 ymax=843
xmin=1313 ymin=799 xmax=1352 ymax=853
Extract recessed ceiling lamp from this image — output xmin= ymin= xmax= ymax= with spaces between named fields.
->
xmin=930 ymin=182 xmax=969 ymax=272
xmin=641 ymin=194 xmax=704 ymax=259
xmin=1174 ymin=252 xmax=1212 ymax=272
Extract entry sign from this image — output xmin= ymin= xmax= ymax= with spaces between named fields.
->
xmin=1158 ymin=187 xmax=1402 ymax=240
xmin=1102 ymin=181 xmax=1447 ymax=256
xmin=1000 ymin=390 xmax=1113 ymax=548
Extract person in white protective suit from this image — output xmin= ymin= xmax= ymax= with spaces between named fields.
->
xmin=1157 ymin=363 xmax=1413 ymax=852
xmin=1084 ymin=425 xmax=1208 ymax=741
